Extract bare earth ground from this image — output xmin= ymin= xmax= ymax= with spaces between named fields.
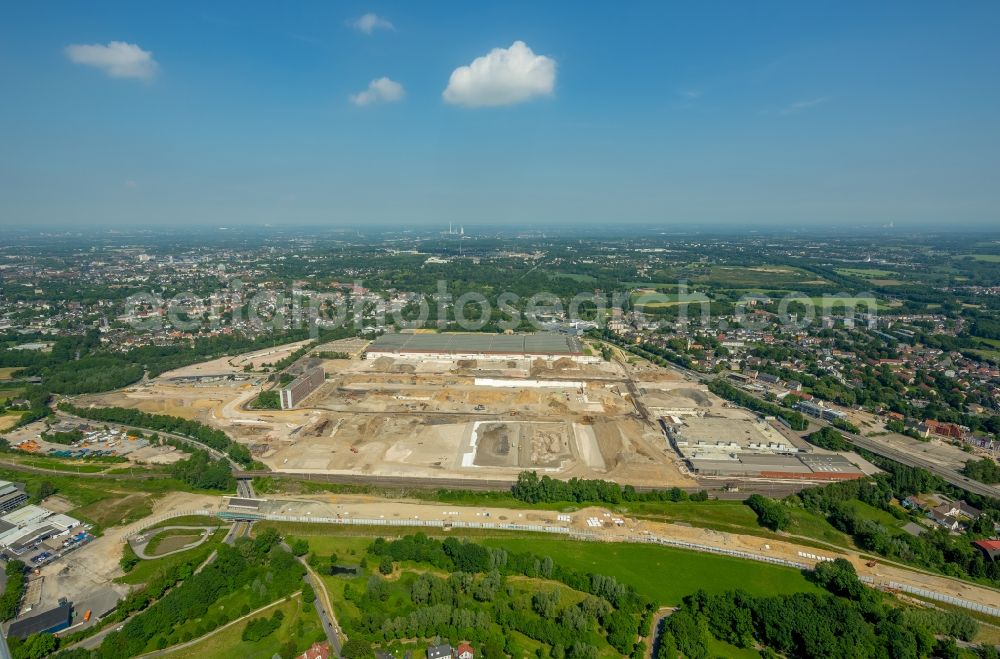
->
xmin=74 ymin=341 xmax=701 ymax=488
xmin=33 ymin=492 xmax=222 ymax=616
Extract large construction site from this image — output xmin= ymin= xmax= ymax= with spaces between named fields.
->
xmin=74 ymin=333 xmax=867 ymax=490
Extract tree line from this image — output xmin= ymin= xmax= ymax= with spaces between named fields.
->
xmin=59 ymin=403 xmax=257 ymax=469
xmin=707 ymin=378 xmax=809 ymax=430
xmin=0 ymin=560 xmax=26 ymax=621
xmin=512 ymin=471 xmax=708 ymax=505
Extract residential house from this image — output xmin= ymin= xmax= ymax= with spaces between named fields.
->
xmin=427 ymin=645 xmax=454 ymax=659
xmin=928 ymin=509 xmax=962 ymax=533
xmin=934 ymin=501 xmax=980 ymax=520
xmin=457 ymin=643 xmax=475 ymax=659
xmin=973 ymin=540 xmax=1000 ymax=561
xmin=300 ymin=642 xmax=331 ymax=659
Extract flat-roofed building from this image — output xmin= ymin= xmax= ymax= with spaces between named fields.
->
xmin=280 ymin=365 xmax=325 ymax=410
xmin=0 ymin=505 xmax=81 ymax=554
xmin=364 ymin=332 xmax=599 ymax=363
xmin=666 ymin=415 xmax=864 ymax=481
xmin=1 ymin=504 xmax=49 ymax=528
xmin=7 ymin=602 xmax=72 ymax=639
xmin=4 ymin=522 xmax=60 ymax=554
xmin=0 ymin=480 xmax=28 ymax=515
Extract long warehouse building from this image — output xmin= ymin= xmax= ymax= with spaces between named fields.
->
xmin=279 ymin=366 xmax=325 ymax=410
xmin=364 ymin=332 xmax=599 ymax=363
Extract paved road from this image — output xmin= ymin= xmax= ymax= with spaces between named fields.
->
xmin=279 ymin=541 xmax=342 ymax=656
xmin=306 ymin=571 xmax=342 ymax=657
xmin=834 ymin=425 xmax=1000 ymax=499
xmin=644 ymin=607 xmax=676 ymax=659
xmin=130 ymin=526 xmax=217 ymax=559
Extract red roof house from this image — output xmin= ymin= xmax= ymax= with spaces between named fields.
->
xmin=973 ymin=540 xmax=1000 ymax=561
xmin=301 ymin=642 xmax=332 ymax=659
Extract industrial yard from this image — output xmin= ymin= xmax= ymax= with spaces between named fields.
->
xmin=66 ymin=334 xmax=876 ymax=491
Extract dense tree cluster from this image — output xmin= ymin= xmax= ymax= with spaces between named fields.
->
xmin=59 ymin=403 xmax=255 ymax=468
xmin=512 ymin=471 xmax=707 ymax=505
xmin=830 ymin=417 xmax=861 ymax=434
xmin=659 ymin=558 xmax=983 ymax=659
xmin=364 ymin=534 xmax=653 ymax=657
xmin=8 ymin=385 xmax=53 ymax=428
xmin=251 ymin=390 xmax=280 ymax=409
xmin=805 ymin=427 xmax=851 ymax=451
xmin=745 ymin=494 xmax=791 ymax=531
xmin=169 ymin=450 xmax=235 ymax=491
xmin=962 ymin=458 xmax=1000 ymax=485
xmin=0 ymin=560 xmax=26 ymax=621
xmin=794 ymin=465 xmax=1000 ymax=584
xmin=241 ymin=609 xmax=284 ymax=642
xmin=8 ymin=633 xmax=58 ymax=659
xmin=39 ymin=429 xmax=84 ymax=445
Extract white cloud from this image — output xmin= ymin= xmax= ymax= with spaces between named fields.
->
xmin=443 ymin=41 xmax=556 ymax=108
xmin=352 ymin=13 xmax=394 ymax=34
xmin=65 ymin=41 xmax=158 ymax=81
xmin=780 ymin=96 xmax=829 ymax=115
xmin=349 ymin=77 xmax=405 ymax=106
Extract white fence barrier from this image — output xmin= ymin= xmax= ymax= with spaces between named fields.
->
xmin=859 ymin=576 xmax=1000 ymax=617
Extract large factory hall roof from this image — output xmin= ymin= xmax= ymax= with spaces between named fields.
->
xmin=367 ymin=332 xmax=582 ymax=356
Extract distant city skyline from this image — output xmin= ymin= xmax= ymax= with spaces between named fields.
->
xmin=1 ymin=1 xmax=999 ymax=228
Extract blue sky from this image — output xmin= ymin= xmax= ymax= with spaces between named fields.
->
xmin=1 ymin=1 xmax=998 ymax=229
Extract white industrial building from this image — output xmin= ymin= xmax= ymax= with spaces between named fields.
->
xmin=0 ymin=505 xmax=82 ymax=556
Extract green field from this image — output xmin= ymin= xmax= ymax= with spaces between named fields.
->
xmin=550 ymin=272 xmax=599 ymax=283
xmin=269 ymin=527 xmax=820 ymax=608
xmin=613 ymin=500 xmax=852 ymax=551
xmin=0 ymin=466 xmax=227 ymax=534
xmin=0 ymin=367 xmax=21 ymax=380
xmin=835 ymin=268 xmax=897 ymax=278
xmin=621 ymin=281 xmax=681 ymax=290
xmin=960 ymin=254 xmax=1000 ymax=262
xmin=74 ymin=492 xmax=154 ymax=529
xmin=147 ymin=514 xmax=223 ymax=530
xmin=481 ymin=536 xmax=821 ymax=605
xmin=5 ymin=454 xmax=112 ymax=473
xmin=707 ymin=636 xmax=761 ymax=659
xmin=0 ymin=386 xmax=25 ymax=400
xmin=164 ymin=594 xmax=325 ymax=659
xmin=803 ymin=295 xmax=883 ymax=310
xmin=841 ymin=500 xmax=908 ymax=535
xmin=693 ymin=265 xmax=829 ymax=288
